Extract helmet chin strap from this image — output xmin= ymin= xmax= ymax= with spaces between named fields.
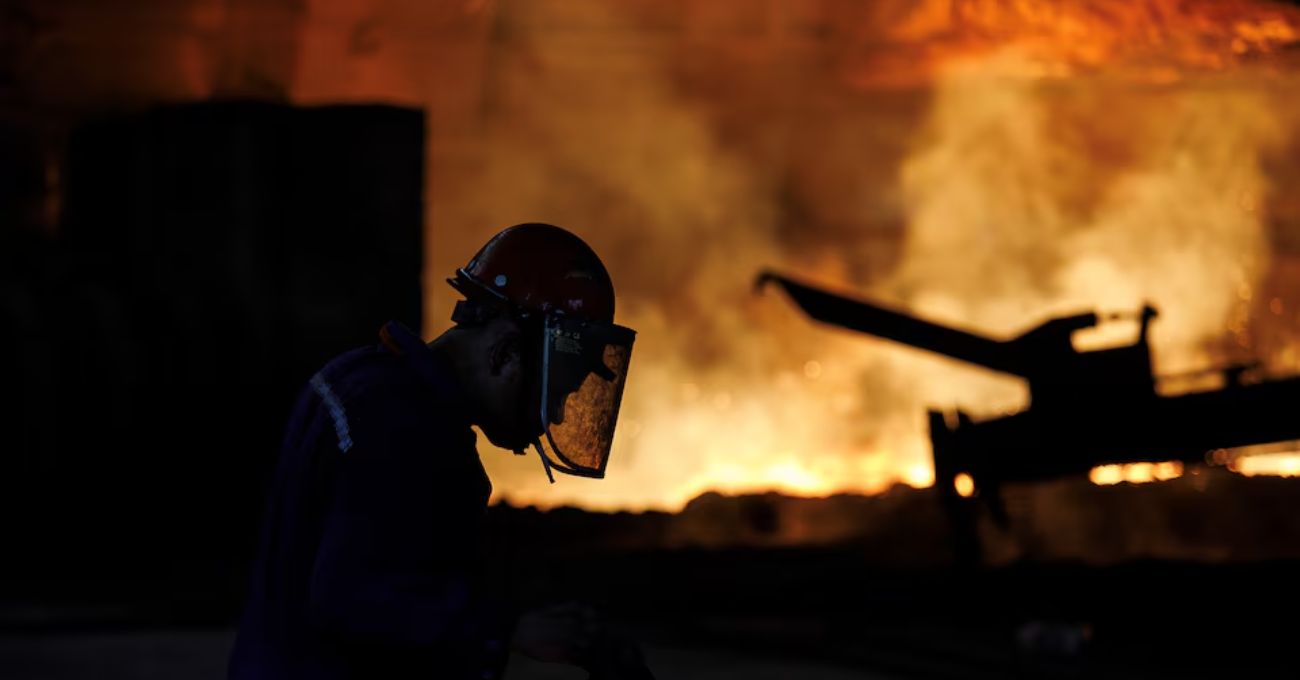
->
xmin=533 ymin=438 xmax=557 ymax=484
xmin=533 ymin=323 xmax=557 ymax=484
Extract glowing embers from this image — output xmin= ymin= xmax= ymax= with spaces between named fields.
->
xmin=1232 ymin=454 xmax=1300 ymax=477
xmin=954 ymin=472 xmax=976 ymax=498
xmin=1089 ymin=461 xmax=1184 ymax=486
xmin=1208 ymin=441 xmax=1300 ymax=478
xmin=1086 ymin=442 xmax=1300 ymax=486
xmin=675 ymin=456 xmax=936 ymax=503
xmin=850 ymin=0 xmax=1300 ymax=87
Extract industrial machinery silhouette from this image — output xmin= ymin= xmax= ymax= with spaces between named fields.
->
xmin=757 ymin=271 xmax=1300 ymax=563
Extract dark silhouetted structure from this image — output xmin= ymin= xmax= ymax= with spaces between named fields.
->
xmin=0 ymin=102 xmax=424 ymax=612
xmin=758 ymin=271 xmax=1300 ymax=564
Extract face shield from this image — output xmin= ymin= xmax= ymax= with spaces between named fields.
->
xmin=532 ymin=314 xmax=636 ymax=481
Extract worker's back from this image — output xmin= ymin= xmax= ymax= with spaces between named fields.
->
xmin=229 ymin=322 xmax=506 ymax=680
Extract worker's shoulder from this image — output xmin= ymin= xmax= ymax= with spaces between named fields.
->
xmin=314 ymin=344 xmax=399 ymax=401
xmin=314 ymin=322 xmax=468 ymax=423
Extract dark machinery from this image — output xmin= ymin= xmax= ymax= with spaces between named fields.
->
xmin=757 ymin=271 xmax=1300 ymax=563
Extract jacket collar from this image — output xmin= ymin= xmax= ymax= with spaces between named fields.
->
xmin=379 ymin=321 xmax=468 ymax=409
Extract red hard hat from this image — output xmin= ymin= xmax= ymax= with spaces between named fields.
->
xmin=448 ymin=223 xmax=636 ymax=482
xmin=449 ymin=223 xmax=615 ymax=323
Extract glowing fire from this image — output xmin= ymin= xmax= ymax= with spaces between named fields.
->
xmin=1084 ymin=447 xmax=1300 ymax=485
xmin=849 ymin=0 xmax=1300 ymax=87
xmin=1217 ymin=442 xmax=1300 ymax=477
xmin=1233 ymin=453 xmax=1300 ymax=477
xmin=446 ymin=0 xmax=1300 ymax=510
xmin=1089 ymin=461 xmax=1185 ymax=486
xmin=48 ymin=0 xmax=1297 ymax=510
xmin=954 ymin=473 xmax=976 ymax=498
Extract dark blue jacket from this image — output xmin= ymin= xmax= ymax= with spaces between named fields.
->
xmin=229 ymin=322 xmax=514 ymax=679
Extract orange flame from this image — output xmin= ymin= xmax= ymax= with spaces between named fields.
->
xmin=847 ymin=0 xmax=1300 ymax=87
xmin=1233 ymin=453 xmax=1300 ymax=477
xmin=442 ymin=0 xmax=1300 ymax=510
xmin=66 ymin=0 xmax=1284 ymax=511
xmin=1089 ymin=461 xmax=1185 ymax=485
xmin=1219 ymin=442 xmax=1300 ymax=477
xmin=19 ymin=1 xmax=1300 ymax=511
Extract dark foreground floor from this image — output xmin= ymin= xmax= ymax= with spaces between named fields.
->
xmin=0 ymin=628 xmax=895 ymax=680
xmin=4 ymin=557 xmax=1299 ymax=679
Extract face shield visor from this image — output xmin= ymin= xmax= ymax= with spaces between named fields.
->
xmin=532 ymin=314 xmax=636 ymax=481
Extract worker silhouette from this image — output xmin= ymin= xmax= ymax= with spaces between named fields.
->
xmin=229 ymin=224 xmax=649 ymax=679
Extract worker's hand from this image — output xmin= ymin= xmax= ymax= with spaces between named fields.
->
xmin=511 ymin=602 xmax=600 ymax=664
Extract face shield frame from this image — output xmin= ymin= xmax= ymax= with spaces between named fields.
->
xmin=533 ymin=312 xmax=636 ymax=482
xmin=448 ymin=268 xmax=636 ymax=483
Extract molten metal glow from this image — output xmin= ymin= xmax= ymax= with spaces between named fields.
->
xmin=1232 ymin=453 xmax=1300 ymax=477
xmin=1203 ymin=442 xmax=1300 ymax=478
xmin=1086 ymin=453 xmax=1300 ymax=485
xmin=177 ymin=0 xmax=1298 ymax=511
xmin=456 ymin=1 xmax=1300 ymax=511
xmin=849 ymin=0 xmax=1300 ymax=87
xmin=1089 ymin=461 xmax=1185 ymax=486
xmin=19 ymin=1 xmax=1300 ymax=512
xmin=954 ymin=473 xmax=976 ymax=498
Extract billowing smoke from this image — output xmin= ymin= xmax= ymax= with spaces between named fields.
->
xmin=17 ymin=0 xmax=1300 ymax=511
xmin=420 ymin=2 xmax=893 ymax=510
xmin=426 ymin=2 xmax=1300 ymax=511
xmin=884 ymin=51 xmax=1291 ymax=392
